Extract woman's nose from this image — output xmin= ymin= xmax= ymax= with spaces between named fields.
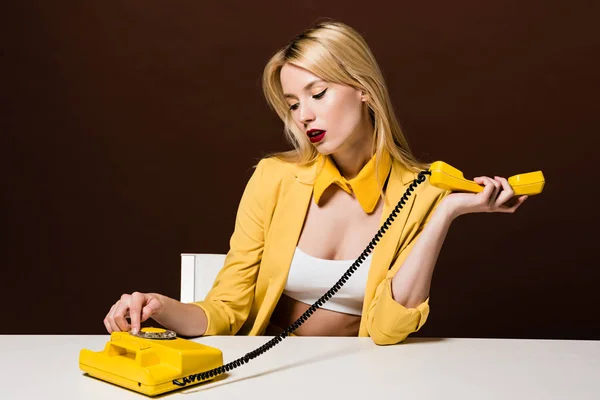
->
xmin=299 ymin=104 xmax=315 ymax=124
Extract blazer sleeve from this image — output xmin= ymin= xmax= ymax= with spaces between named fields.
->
xmin=190 ymin=159 xmax=269 ymax=336
xmin=366 ymin=184 xmax=450 ymax=345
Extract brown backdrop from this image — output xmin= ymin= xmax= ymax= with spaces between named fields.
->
xmin=2 ymin=1 xmax=599 ymax=338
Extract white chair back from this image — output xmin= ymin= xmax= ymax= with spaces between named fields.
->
xmin=180 ymin=253 xmax=226 ymax=302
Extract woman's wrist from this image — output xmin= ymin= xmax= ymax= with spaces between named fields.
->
xmin=436 ymin=199 xmax=461 ymax=222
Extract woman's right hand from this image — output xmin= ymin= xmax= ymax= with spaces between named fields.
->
xmin=104 ymin=292 xmax=164 ymax=334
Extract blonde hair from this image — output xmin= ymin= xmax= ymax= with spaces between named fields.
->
xmin=261 ymin=19 xmax=430 ymax=174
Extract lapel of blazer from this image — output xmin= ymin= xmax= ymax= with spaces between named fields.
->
xmin=251 ymin=162 xmax=316 ymax=333
xmin=359 ymin=160 xmax=418 ymax=332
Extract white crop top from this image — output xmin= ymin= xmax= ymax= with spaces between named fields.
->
xmin=283 ymin=247 xmax=373 ymax=316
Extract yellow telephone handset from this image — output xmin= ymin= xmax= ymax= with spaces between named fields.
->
xmin=79 ymin=328 xmax=223 ymax=396
xmin=429 ymin=161 xmax=545 ymax=195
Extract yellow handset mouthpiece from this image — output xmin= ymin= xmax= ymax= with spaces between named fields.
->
xmin=79 ymin=327 xmax=223 ymax=396
xmin=428 ymin=161 xmax=545 ymax=195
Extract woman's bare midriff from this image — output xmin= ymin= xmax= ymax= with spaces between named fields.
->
xmin=267 ymin=293 xmax=361 ymax=336
xmin=267 ymin=185 xmax=384 ymax=337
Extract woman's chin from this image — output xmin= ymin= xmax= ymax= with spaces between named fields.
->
xmin=313 ymin=141 xmax=338 ymax=156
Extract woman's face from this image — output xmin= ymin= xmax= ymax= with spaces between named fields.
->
xmin=280 ymin=63 xmax=372 ymax=156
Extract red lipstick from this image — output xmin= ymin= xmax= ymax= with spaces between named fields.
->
xmin=307 ymin=129 xmax=326 ymax=143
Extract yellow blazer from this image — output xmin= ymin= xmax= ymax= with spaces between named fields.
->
xmin=192 ymin=155 xmax=449 ymax=345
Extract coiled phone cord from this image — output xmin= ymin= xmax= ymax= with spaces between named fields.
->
xmin=173 ymin=170 xmax=431 ymax=387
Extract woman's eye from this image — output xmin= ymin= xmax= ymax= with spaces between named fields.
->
xmin=288 ymin=88 xmax=327 ymax=111
xmin=312 ymin=88 xmax=327 ymax=99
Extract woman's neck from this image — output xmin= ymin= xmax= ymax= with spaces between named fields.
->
xmin=330 ymin=113 xmax=375 ymax=179
xmin=330 ymin=148 xmax=372 ymax=180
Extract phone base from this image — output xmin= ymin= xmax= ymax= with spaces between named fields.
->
xmin=80 ymin=362 xmax=193 ymax=396
xmin=79 ymin=328 xmax=224 ymax=396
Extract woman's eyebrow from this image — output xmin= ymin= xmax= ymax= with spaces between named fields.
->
xmin=284 ymin=80 xmax=326 ymax=99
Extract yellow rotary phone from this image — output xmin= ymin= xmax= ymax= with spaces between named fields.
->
xmin=79 ymin=161 xmax=545 ymax=396
xmin=79 ymin=327 xmax=223 ymax=396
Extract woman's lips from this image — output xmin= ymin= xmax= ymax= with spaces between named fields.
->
xmin=307 ymin=130 xmax=326 ymax=143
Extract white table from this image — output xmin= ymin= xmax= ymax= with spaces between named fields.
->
xmin=1 ymin=335 xmax=598 ymax=399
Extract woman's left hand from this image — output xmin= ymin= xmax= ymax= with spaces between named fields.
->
xmin=439 ymin=176 xmax=528 ymax=220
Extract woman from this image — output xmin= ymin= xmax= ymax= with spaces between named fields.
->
xmin=104 ymin=21 xmax=527 ymax=345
